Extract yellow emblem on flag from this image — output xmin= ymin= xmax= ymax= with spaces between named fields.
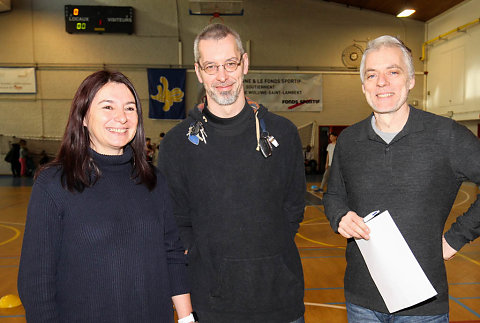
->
xmin=150 ymin=76 xmax=184 ymax=112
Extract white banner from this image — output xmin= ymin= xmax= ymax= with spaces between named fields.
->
xmin=244 ymin=73 xmax=322 ymax=111
xmin=0 ymin=67 xmax=37 ymax=93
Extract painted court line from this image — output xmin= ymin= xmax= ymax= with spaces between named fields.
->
xmin=304 ymin=302 xmax=346 ymax=310
xmin=296 ymin=233 xmax=345 ymax=249
xmin=301 ymin=216 xmax=325 ymax=225
xmin=0 ymin=224 xmax=20 ymax=246
xmin=453 ymin=189 xmax=471 ymax=208
xmin=456 ymin=253 xmax=480 ymax=267
xmin=297 ymin=247 xmax=338 ymax=250
xmin=301 ymin=256 xmax=344 ymax=259
xmin=300 ymin=216 xmax=330 ymax=226
xmin=450 ymin=295 xmax=480 ymax=318
xmin=0 ymin=221 xmax=25 ymax=226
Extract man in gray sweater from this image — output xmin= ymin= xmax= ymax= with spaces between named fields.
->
xmin=324 ymin=35 xmax=480 ymax=322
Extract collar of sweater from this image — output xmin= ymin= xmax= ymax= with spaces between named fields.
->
xmin=355 ymin=105 xmax=426 ymax=144
xmin=201 ymin=102 xmax=254 ymax=136
xmin=89 ymin=146 xmax=133 ymax=171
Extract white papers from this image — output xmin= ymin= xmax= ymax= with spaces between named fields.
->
xmin=355 ymin=210 xmax=437 ymax=313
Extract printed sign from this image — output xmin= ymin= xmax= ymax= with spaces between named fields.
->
xmin=0 ymin=67 xmax=36 ymax=93
xmin=244 ymin=73 xmax=322 ymax=111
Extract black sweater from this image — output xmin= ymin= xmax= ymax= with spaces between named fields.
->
xmin=18 ymin=147 xmax=189 ymax=323
xmin=158 ymin=102 xmax=306 ymax=322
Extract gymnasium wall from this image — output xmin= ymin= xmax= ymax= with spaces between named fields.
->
xmin=0 ymin=0 xmax=435 ymax=174
xmin=424 ymin=0 xmax=480 ymax=134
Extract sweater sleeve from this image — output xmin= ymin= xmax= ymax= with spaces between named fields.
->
xmin=444 ymin=121 xmax=480 ymax=251
xmin=283 ymin=124 xmax=306 ymax=234
xmin=158 ymin=136 xmax=194 ymax=249
xmin=323 ymin=135 xmax=352 ymax=233
xmin=160 ymin=179 xmax=190 ymax=297
xmin=18 ymin=182 xmax=62 ymax=323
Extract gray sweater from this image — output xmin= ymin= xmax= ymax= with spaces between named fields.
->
xmin=324 ymin=106 xmax=480 ymax=315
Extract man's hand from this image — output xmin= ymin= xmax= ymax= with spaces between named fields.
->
xmin=442 ymin=235 xmax=457 ymax=260
xmin=338 ymin=211 xmax=370 ymax=240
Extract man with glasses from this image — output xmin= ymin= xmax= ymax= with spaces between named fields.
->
xmin=324 ymin=35 xmax=480 ymax=322
xmin=158 ymin=24 xmax=306 ymax=322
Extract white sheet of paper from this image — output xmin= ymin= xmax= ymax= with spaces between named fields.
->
xmin=355 ymin=210 xmax=437 ymax=313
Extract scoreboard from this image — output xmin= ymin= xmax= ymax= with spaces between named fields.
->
xmin=65 ymin=5 xmax=134 ymax=34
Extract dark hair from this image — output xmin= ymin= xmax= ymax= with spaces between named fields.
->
xmin=39 ymin=70 xmax=156 ymax=192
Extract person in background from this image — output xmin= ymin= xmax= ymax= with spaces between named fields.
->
xmin=4 ymin=141 xmax=21 ymax=177
xmin=18 ymin=70 xmax=195 ymax=323
xmin=318 ymin=132 xmax=337 ymax=192
xmin=304 ymin=144 xmax=317 ymax=174
xmin=158 ymin=23 xmax=306 ymax=323
xmin=146 ymin=137 xmax=155 ymax=164
xmin=154 ymin=132 xmax=166 ymax=164
xmin=157 ymin=132 xmax=165 ymax=150
xmin=19 ymin=139 xmax=29 ymax=176
xmin=324 ymin=35 xmax=480 ymax=322
xmin=39 ymin=150 xmax=50 ymax=165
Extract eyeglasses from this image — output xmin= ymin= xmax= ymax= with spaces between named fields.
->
xmin=197 ymin=56 xmax=243 ymax=75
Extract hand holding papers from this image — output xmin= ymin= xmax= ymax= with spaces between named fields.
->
xmin=355 ymin=210 xmax=437 ymax=313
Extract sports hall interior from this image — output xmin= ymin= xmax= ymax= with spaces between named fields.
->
xmin=0 ymin=0 xmax=479 ymax=322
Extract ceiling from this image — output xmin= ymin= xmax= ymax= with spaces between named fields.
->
xmin=324 ymin=0 xmax=465 ymax=22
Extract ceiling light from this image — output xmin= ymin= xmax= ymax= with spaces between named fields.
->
xmin=397 ymin=9 xmax=415 ymax=17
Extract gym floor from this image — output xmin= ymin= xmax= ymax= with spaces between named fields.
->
xmin=0 ymin=174 xmax=479 ymax=322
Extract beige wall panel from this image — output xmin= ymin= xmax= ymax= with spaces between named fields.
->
xmin=0 ymin=0 xmax=34 ymax=63
xmin=39 ymin=70 xmax=97 ymax=99
xmin=41 ymin=100 xmax=71 ymax=138
xmin=0 ymin=100 xmax=43 ymax=136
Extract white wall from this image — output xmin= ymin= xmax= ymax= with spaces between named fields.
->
xmin=425 ymin=0 xmax=480 ymax=124
xmin=0 ymin=0 xmax=426 ymax=163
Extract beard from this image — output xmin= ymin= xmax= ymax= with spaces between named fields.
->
xmin=205 ymin=75 xmax=244 ymax=106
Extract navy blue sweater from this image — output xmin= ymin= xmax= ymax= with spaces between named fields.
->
xmin=18 ymin=147 xmax=189 ymax=323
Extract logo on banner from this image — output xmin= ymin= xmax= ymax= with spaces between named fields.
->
xmin=147 ymin=68 xmax=186 ymax=119
xmin=150 ymin=76 xmax=184 ymax=112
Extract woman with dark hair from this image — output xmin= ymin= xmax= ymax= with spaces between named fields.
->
xmin=18 ymin=70 xmax=195 ymax=323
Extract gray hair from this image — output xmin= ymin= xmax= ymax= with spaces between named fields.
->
xmin=193 ymin=23 xmax=244 ymax=62
xmin=359 ymin=35 xmax=415 ymax=83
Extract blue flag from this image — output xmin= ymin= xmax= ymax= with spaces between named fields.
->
xmin=147 ymin=68 xmax=186 ymax=119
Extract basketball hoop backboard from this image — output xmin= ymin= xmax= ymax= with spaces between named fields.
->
xmin=188 ymin=0 xmax=244 ymax=16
